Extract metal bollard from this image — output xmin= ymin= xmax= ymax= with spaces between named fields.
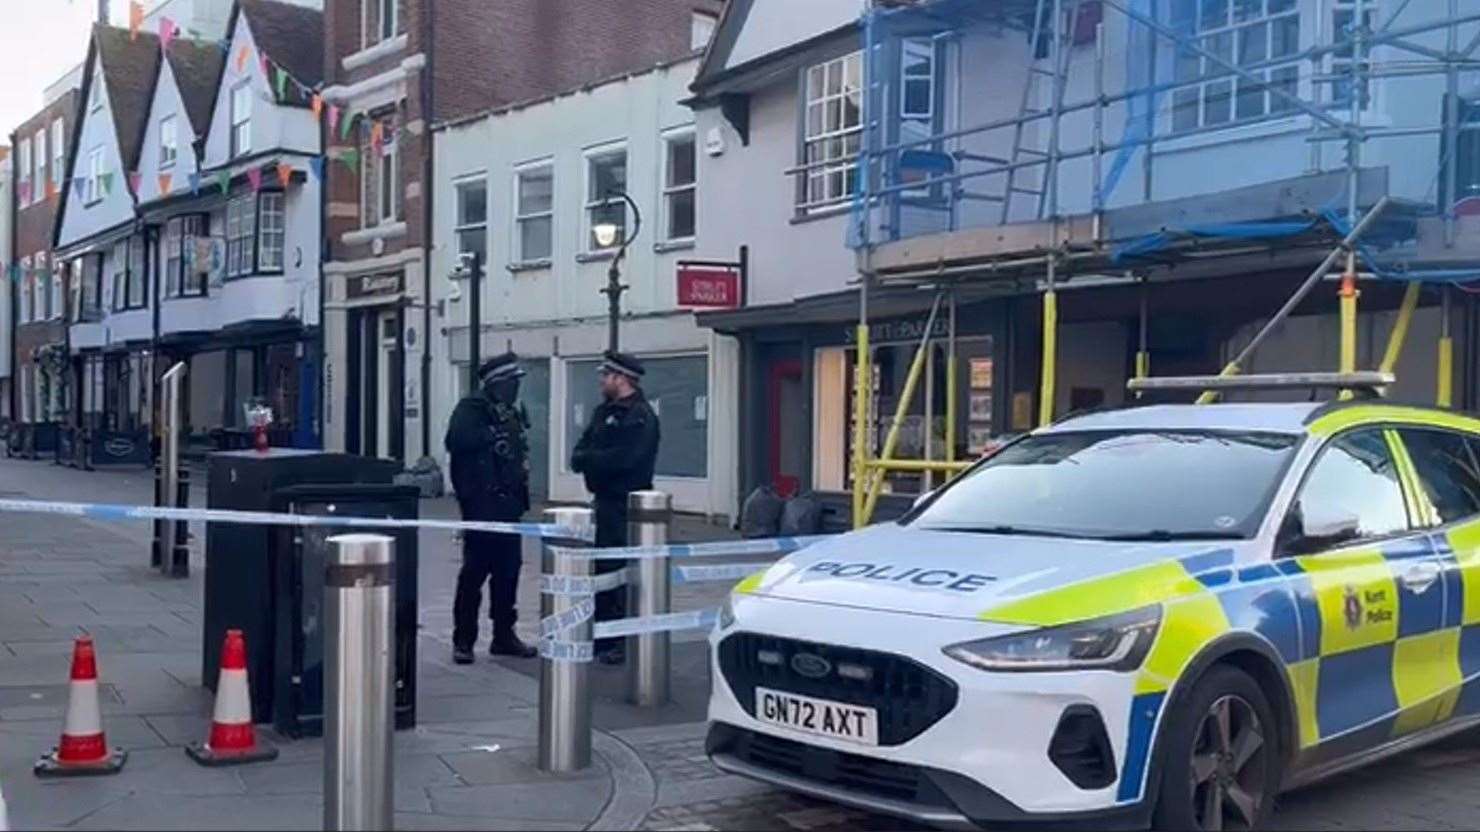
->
xmin=323 ymin=534 xmax=395 ymax=832
xmin=539 ymin=507 xmax=595 ymax=773
xmin=151 ymin=464 xmax=164 ymax=570
xmin=627 ymin=491 xmax=672 ymax=707
xmin=170 ymin=469 xmax=191 ymax=578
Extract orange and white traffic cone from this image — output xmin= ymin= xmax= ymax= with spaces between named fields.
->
xmin=186 ymin=629 xmax=278 ymax=766
xmin=34 ymin=636 xmax=127 ymax=777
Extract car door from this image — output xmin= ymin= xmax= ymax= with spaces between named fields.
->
xmin=1392 ymin=426 xmax=1480 ymax=726
xmin=1280 ymin=427 xmax=1444 ymax=759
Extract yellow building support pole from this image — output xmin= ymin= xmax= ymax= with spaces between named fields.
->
xmin=1439 ymin=285 xmax=1454 ymax=408
xmin=851 ymin=324 xmax=870 ymax=529
xmin=1338 ymin=263 xmax=1359 ymax=401
xmin=946 ymin=291 xmax=958 ymax=464
xmin=1038 ymin=286 xmax=1059 ymax=426
xmin=1378 ymin=282 xmax=1421 ymax=375
xmin=862 ymin=336 xmax=931 ymax=524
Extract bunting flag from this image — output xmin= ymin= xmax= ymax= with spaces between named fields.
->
xmin=308 ymin=156 xmax=325 ymax=182
xmin=128 ymin=2 xmax=144 ymax=40
xmin=99 ymin=172 xmax=113 ymax=195
xmin=158 ymin=173 xmax=173 ymax=195
xmin=246 ymin=167 xmax=263 ymax=192
xmin=328 ymin=104 xmax=341 ymax=137
xmin=128 ymin=171 xmax=142 ymax=194
xmin=215 ymin=170 xmax=231 ymax=194
xmin=72 ymin=177 xmax=86 ymax=200
xmin=45 ymin=180 xmax=58 ymax=202
xmin=338 ymin=109 xmax=354 ymax=142
xmin=275 ymin=67 xmax=288 ymax=100
xmin=370 ymin=121 xmax=384 ymax=154
xmin=235 ymin=45 xmax=250 ymax=73
xmin=338 ymin=148 xmax=360 ymax=174
xmin=188 ymin=172 xmax=202 ymax=194
xmin=276 ymin=162 xmax=293 ymax=189
xmin=259 ymin=51 xmax=271 ymax=80
xmin=311 ymin=94 xmax=323 ymax=122
xmin=159 ymin=17 xmax=179 ymax=52
xmin=18 ymin=181 xmax=31 ymax=204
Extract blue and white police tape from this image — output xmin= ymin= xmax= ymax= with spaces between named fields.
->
xmin=538 ymin=606 xmax=722 ymax=663
xmin=548 ymin=535 xmax=831 ymax=562
xmin=671 ymin=562 xmax=774 ymax=585
xmin=0 ymin=497 xmax=592 ymax=541
xmin=538 ymin=569 xmax=630 ymax=596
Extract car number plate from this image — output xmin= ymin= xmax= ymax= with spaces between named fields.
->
xmin=755 ymin=687 xmax=878 ymax=746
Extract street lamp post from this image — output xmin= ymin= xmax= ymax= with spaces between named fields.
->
xmin=592 ymin=191 xmax=641 ymax=354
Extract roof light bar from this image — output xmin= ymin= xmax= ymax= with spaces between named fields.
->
xmin=1127 ymin=371 xmax=1395 ymax=395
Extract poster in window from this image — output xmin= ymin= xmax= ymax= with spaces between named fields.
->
xmin=969 ymin=392 xmax=993 ymax=422
xmin=968 ymin=427 xmax=993 ymax=455
xmin=969 ymin=357 xmax=993 ymax=390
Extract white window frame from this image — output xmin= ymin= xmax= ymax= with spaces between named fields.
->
xmin=17 ymin=139 xmax=30 ymax=205
xmin=453 ymin=174 xmax=489 ymax=265
xmin=258 ymin=192 xmax=286 ymax=273
xmin=1169 ymin=0 xmax=1301 ymax=134
xmin=50 ymin=118 xmax=64 ymax=186
xmin=800 ymin=51 xmax=863 ymax=212
xmin=900 ymin=38 xmax=936 ymax=123
xmin=19 ymin=365 xmax=32 ymax=423
xmin=32 ymin=131 xmax=45 ymax=204
xmin=49 ymin=257 xmax=63 ymax=320
xmin=691 ymin=11 xmax=718 ymax=51
xmin=378 ymin=126 xmax=398 ymax=225
xmin=583 ymin=142 xmax=629 ymax=254
xmin=230 ymin=81 xmax=252 ymax=158
xmin=661 ymin=129 xmax=697 ymax=243
xmin=1331 ymin=0 xmax=1376 ymax=111
xmin=226 ymin=194 xmax=257 ymax=278
xmin=110 ymin=241 xmax=128 ymax=312
xmin=380 ymin=0 xmax=399 ymax=42
xmin=159 ymin=114 xmax=178 ymax=168
xmin=513 ymin=160 xmax=553 ymax=264
xmin=85 ymin=147 xmax=104 ymax=205
xmin=19 ymin=257 xmax=33 ymax=323
xmin=89 ymin=72 xmax=103 ymax=112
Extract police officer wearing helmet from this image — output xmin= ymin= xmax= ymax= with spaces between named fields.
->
xmin=571 ymin=351 xmax=661 ymax=665
xmin=445 ymin=352 xmax=538 ymax=664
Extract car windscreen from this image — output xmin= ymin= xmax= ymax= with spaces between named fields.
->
xmin=906 ymin=429 xmax=1301 ymax=541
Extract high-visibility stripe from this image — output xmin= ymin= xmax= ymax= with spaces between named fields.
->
xmin=733 ymin=570 xmax=766 ymax=596
xmin=1136 ymin=592 xmax=1230 ymax=696
xmin=1391 ymin=629 xmax=1462 ymax=735
xmin=1287 ymin=659 xmax=1321 ymax=749
xmin=1295 ymin=549 xmax=1398 ymax=655
xmin=1445 ymin=519 xmax=1480 ymax=626
xmin=1307 ymin=405 xmax=1480 ymax=438
xmin=978 ymin=561 xmax=1204 ymax=627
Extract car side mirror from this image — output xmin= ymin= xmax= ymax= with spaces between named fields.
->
xmin=1287 ymin=506 xmax=1360 ymax=554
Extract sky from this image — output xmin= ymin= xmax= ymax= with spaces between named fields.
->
xmin=0 ymin=0 xmax=114 ymax=142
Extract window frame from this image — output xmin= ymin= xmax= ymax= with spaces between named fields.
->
xmin=1394 ymin=426 xmax=1480 ymax=529
xmin=798 ymin=51 xmax=863 ymax=213
xmin=16 ymin=139 xmax=30 ymax=205
xmin=1278 ymin=426 xmax=1420 ymax=555
xmin=49 ymin=256 xmax=64 ymax=320
xmin=226 ymin=193 xmax=259 ymax=278
xmin=50 ymin=118 xmax=64 ymax=187
xmin=164 ymin=214 xmax=210 ymax=298
xmin=661 ymin=129 xmax=697 ymax=243
xmin=1168 ymin=0 xmax=1302 ymax=134
xmin=1330 ymin=0 xmax=1377 ymax=111
xmin=230 ymin=81 xmax=252 ymax=158
xmin=19 ymin=257 xmax=33 ymax=323
xmin=583 ymin=143 xmax=629 ymax=254
xmin=32 ymin=130 xmax=45 ymax=205
xmin=85 ymin=147 xmax=104 ymax=206
xmin=360 ymin=115 xmax=398 ymax=228
xmin=159 ymin=114 xmax=178 ymax=168
xmin=691 ymin=11 xmax=718 ymax=51
xmin=453 ymin=173 xmax=489 ymax=266
xmin=257 ymin=191 xmax=286 ymax=274
xmin=513 ymin=160 xmax=554 ymax=264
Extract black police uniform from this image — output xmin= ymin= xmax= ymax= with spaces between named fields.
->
xmin=445 ymin=354 xmax=532 ymax=654
xmin=571 ymin=352 xmax=661 ymax=659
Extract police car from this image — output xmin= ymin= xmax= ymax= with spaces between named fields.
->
xmin=708 ymin=374 xmax=1480 ymax=830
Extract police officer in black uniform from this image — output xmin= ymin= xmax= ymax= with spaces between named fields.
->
xmin=445 ymin=352 xmax=538 ymax=664
xmin=571 ymin=351 xmax=661 ymax=665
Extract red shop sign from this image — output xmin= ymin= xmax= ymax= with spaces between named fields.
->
xmin=676 ymin=264 xmax=741 ymax=308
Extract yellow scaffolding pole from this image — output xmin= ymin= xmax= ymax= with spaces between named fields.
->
xmin=864 ymin=459 xmax=974 ymax=474
xmin=1378 ymin=282 xmax=1421 ymax=375
xmin=1338 ymin=264 xmax=1358 ymax=401
xmin=1439 ymin=286 xmax=1454 ymax=408
xmin=861 ymin=295 xmax=944 ymax=525
xmin=946 ymin=291 xmax=958 ymax=465
xmin=851 ymin=323 xmax=870 ymax=528
xmin=1038 ymin=288 xmax=1058 ymax=426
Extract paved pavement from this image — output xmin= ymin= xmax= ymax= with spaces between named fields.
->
xmin=2 ymin=456 xmax=1480 ymax=830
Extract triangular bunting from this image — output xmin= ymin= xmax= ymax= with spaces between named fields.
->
xmin=215 ymin=171 xmax=231 ymax=195
xmin=159 ymin=17 xmax=178 ymax=52
xmin=100 ymin=172 xmax=114 ymax=195
xmin=328 ymin=105 xmax=341 ymax=137
xmin=128 ymin=171 xmax=142 ymax=194
xmin=246 ymin=167 xmax=263 ymax=192
xmin=72 ymin=177 xmax=86 ymax=200
xmin=309 ymin=157 xmax=325 ymax=182
xmin=129 ymin=2 xmax=144 ymax=40
xmin=275 ymin=67 xmax=288 ymax=100
xmin=370 ymin=121 xmax=384 ymax=154
xmin=311 ymin=94 xmax=323 ymax=122
xmin=276 ymin=162 xmax=293 ymax=189
xmin=339 ymin=148 xmax=360 ymax=173
xmin=188 ymin=172 xmax=202 ymax=194
xmin=259 ymin=51 xmax=271 ymax=80
xmin=45 ymin=180 xmax=58 ymax=202
xmin=158 ymin=173 xmax=173 ymax=195
xmin=18 ymin=181 xmax=31 ymax=204
xmin=339 ymin=110 xmax=353 ymax=142
xmin=236 ymin=45 xmax=250 ymax=73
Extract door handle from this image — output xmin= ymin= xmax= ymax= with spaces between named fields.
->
xmin=1401 ymin=562 xmax=1441 ymax=595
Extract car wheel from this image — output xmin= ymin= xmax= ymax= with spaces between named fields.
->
xmin=1152 ymin=665 xmax=1282 ymax=831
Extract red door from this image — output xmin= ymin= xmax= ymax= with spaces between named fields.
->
xmin=767 ymin=359 xmax=803 ymax=498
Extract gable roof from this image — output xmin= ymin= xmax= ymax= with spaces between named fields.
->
xmin=94 ymin=24 xmax=163 ymax=174
xmin=236 ymin=0 xmax=324 ymax=89
xmin=690 ymin=0 xmax=861 ymax=98
xmin=166 ymin=40 xmax=228 ymax=138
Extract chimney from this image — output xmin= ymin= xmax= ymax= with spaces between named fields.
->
xmin=98 ymin=0 xmax=108 ymax=24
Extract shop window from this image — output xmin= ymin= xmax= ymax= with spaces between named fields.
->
xmin=515 ymin=162 xmax=553 ymax=263
xmin=564 ymin=354 xmax=709 ymax=479
xmin=454 ymin=176 xmax=488 ymax=264
xmin=814 ymin=335 xmax=994 ymax=496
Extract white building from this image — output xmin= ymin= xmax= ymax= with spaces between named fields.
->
xmin=0 ymin=146 xmax=11 ymax=421
xmin=431 ymin=55 xmax=740 ymax=518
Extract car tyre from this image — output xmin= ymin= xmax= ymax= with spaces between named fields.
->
xmin=1152 ymin=665 xmax=1282 ymax=831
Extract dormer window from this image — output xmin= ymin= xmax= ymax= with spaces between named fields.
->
xmin=230 ymin=81 xmax=252 ymax=158
xmin=160 ymin=115 xmax=178 ymax=168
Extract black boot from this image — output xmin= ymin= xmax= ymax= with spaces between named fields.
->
xmin=452 ymin=644 xmax=475 ymax=665
xmin=489 ymin=629 xmax=537 ymax=658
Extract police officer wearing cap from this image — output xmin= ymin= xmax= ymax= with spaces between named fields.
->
xmin=571 ymin=350 xmax=661 ymax=665
xmin=444 ymin=352 xmax=537 ymax=664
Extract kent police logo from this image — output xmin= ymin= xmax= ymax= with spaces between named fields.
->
xmin=1343 ymin=585 xmax=1362 ymax=630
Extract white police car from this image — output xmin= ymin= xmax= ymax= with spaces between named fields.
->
xmin=708 ymin=393 xmax=1480 ymax=830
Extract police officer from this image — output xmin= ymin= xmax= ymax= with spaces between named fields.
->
xmin=445 ymin=352 xmax=537 ymax=664
xmin=571 ymin=351 xmax=661 ymax=665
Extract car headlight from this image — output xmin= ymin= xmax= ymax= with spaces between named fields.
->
xmin=717 ymin=594 xmax=737 ymax=631
xmin=943 ymin=605 xmax=1162 ymax=673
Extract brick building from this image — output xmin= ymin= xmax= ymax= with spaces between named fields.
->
xmin=9 ymin=69 xmax=82 ymax=458
xmin=319 ymin=0 xmax=722 ymax=464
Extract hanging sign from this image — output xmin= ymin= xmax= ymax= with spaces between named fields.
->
xmin=676 ymin=263 xmax=741 ymax=308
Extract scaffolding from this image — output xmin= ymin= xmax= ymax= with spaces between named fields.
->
xmin=816 ymin=0 xmax=1480 ymax=526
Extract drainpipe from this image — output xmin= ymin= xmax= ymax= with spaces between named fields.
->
xmin=420 ymin=0 xmax=435 ymax=459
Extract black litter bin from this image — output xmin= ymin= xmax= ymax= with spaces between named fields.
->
xmin=272 ymin=483 xmax=420 ymax=737
xmin=203 ymin=450 xmax=401 ymax=723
